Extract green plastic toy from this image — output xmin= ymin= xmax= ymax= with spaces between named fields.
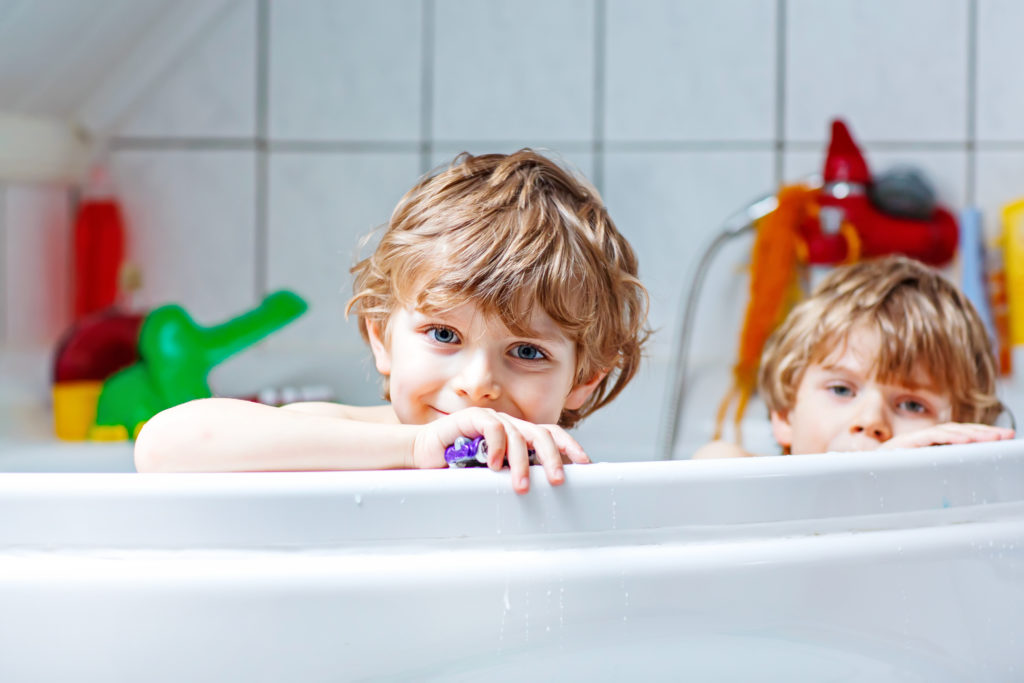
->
xmin=90 ymin=290 xmax=307 ymax=440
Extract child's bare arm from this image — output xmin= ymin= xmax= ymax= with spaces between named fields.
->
xmin=134 ymin=399 xmax=586 ymax=493
xmin=134 ymin=398 xmax=420 ymax=473
xmin=280 ymin=401 xmax=397 ymax=422
xmin=692 ymin=440 xmax=756 ymax=459
xmin=880 ymin=423 xmax=1015 ymax=450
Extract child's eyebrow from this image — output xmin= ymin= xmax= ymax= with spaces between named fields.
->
xmin=817 ymin=361 xmax=859 ymax=375
xmin=520 ymin=329 xmax=564 ymax=342
xmin=515 ymin=322 xmax=573 ymax=344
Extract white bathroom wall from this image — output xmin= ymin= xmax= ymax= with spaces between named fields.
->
xmin=3 ymin=0 xmax=1024 ymax=460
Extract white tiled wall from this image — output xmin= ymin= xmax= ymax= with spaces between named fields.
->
xmin=4 ymin=0 xmax=1024 ymax=461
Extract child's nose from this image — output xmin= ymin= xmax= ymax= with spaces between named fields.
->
xmin=452 ymin=352 xmax=501 ymax=403
xmin=850 ymin=393 xmax=892 ymax=443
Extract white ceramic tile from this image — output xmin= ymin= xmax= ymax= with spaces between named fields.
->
xmin=265 ymin=151 xmax=422 ymax=361
xmin=605 ymin=0 xmax=776 ymax=142
xmin=0 ymin=187 xmax=5 ymax=346
xmin=786 ymin=0 xmax=968 ymax=142
xmin=0 ymin=0 xmax=171 ymax=118
xmin=269 ymin=0 xmax=423 ymax=141
xmin=432 ymin=0 xmax=594 ymax=142
xmin=2 ymin=184 xmax=72 ymax=348
xmin=975 ymin=151 xmax=1024 ymax=242
xmin=118 ymin=1 xmax=257 ymax=138
xmin=108 ymin=150 xmax=257 ymax=323
xmin=601 ymin=149 xmax=777 ymax=453
xmin=570 ymin=354 xmax=668 ymax=462
xmin=603 ymin=149 xmax=776 ymax=362
xmin=210 ymin=346 xmax=386 ymax=407
xmin=976 ymin=0 xmax=1024 ymax=141
xmin=429 ymin=145 xmax=596 ymax=187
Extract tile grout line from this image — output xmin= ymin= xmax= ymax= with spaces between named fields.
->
xmin=774 ymin=0 xmax=787 ymax=186
xmin=965 ymin=0 xmax=978 ymax=206
xmin=420 ymin=0 xmax=435 ymax=174
xmin=0 ymin=186 xmax=5 ymax=346
xmin=254 ymin=0 xmax=270 ymax=299
xmin=105 ymin=137 xmax=994 ymax=153
xmin=592 ymin=0 xmax=606 ymax=193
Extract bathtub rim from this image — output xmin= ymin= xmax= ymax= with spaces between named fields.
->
xmin=1 ymin=439 xmax=1022 ymax=549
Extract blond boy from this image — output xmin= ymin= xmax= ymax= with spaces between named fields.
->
xmin=136 ymin=150 xmax=649 ymax=492
xmin=695 ymin=256 xmax=1013 ymax=459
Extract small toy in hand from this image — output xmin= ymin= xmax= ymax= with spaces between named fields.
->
xmin=444 ymin=436 xmax=538 ymax=468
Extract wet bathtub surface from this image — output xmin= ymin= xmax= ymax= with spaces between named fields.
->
xmin=2 ymin=441 xmax=1024 ymax=681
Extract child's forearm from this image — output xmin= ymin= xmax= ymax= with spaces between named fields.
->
xmin=134 ymin=398 xmax=419 ymax=472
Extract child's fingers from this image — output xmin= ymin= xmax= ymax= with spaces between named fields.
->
xmin=947 ymin=424 xmax=1015 ymax=443
xmin=928 ymin=423 xmax=1012 ymax=444
xmin=437 ymin=408 xmax=590 ymax=493
xmin=546 ymin=425 xmax=590 ymax=464
xmin=500 ymin=418 xmax=532 ymax=494
xmin=963 ymin=423 xmax=1013 ymax=438
xmin=525 ymin=426 xmax=565 ymax=486
xmin=477 ymin=418 xmax=508 ymax=469
xmin=883 ymin=422 xmax=1015 ymax=449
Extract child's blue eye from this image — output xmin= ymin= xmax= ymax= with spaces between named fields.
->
xmin=899 ymin=399 xmax=927 ymax=414
xmin=827 ymin=384 xmax=853 ymax=398
xmin=428 ymin=327 xmax=459 ymax=344
xmin=513 ymin=344 xmax=545 ymax=360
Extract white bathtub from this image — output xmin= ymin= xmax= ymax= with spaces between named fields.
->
xmin=1 ymin=440 xmax=1023 ymax=682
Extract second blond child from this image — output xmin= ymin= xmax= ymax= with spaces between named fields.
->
xmin=696 ymin=256 xmax=1014 ymax=459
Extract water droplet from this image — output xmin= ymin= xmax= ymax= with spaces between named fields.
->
xmin=354 ymin=494 xmax=362 ymax=506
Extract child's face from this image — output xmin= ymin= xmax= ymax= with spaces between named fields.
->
xmin=770 ymin=325 xmax=953 ymax=454
xmin=367 ymin=301 xmax=602 ymax=426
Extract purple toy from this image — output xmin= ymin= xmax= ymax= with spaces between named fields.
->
xmin=444 ymin=436 xmax=538 ymax=468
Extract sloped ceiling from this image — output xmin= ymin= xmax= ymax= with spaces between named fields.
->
xmin=0 ymin=0 xmax=175 ymax=118
xmin=0 ymin=0 xmax=234 ymax=182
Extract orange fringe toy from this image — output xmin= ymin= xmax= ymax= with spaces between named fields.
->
xmin=714 ymin=184 xmax=816 ymax=443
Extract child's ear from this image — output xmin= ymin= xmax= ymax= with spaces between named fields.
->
xmin=366 ymin=320 xmax=391 ymax=376
xmin=770 ymin=410 xmax=793 ymax=450
xmin=565 ymin=371 xmax=608 ymax=411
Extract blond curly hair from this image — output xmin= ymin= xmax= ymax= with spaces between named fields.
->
xmin=347 ymin=149 xmax=649 ymax=427
xmin=758 ymin=256 xmax=1001 ymax=425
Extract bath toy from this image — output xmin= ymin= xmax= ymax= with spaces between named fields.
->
xmin=714 ymin=184 xmax=809 ymax=444
xmin=445 ymin=436 xmax=489 ymax=467
xmin=444 ymin=436 xmax=537 ymax=468
xmin=89 ymin=290 xmax=307 ymax=440
xmin=52 ymin=309 xmax=145 ymax=440
xmin=714 ymin=118 xmax=959 ymax=443
xmin=53 ymin=290 xmax=307 ymax=441
xmin=73 ymin=166 xmax=126 ymax=320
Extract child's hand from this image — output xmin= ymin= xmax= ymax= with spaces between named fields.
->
xmin=880 ymin=423 xmax=1015 ymax=450
xmin=412 ymin=407 xmax=590 ymax=493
